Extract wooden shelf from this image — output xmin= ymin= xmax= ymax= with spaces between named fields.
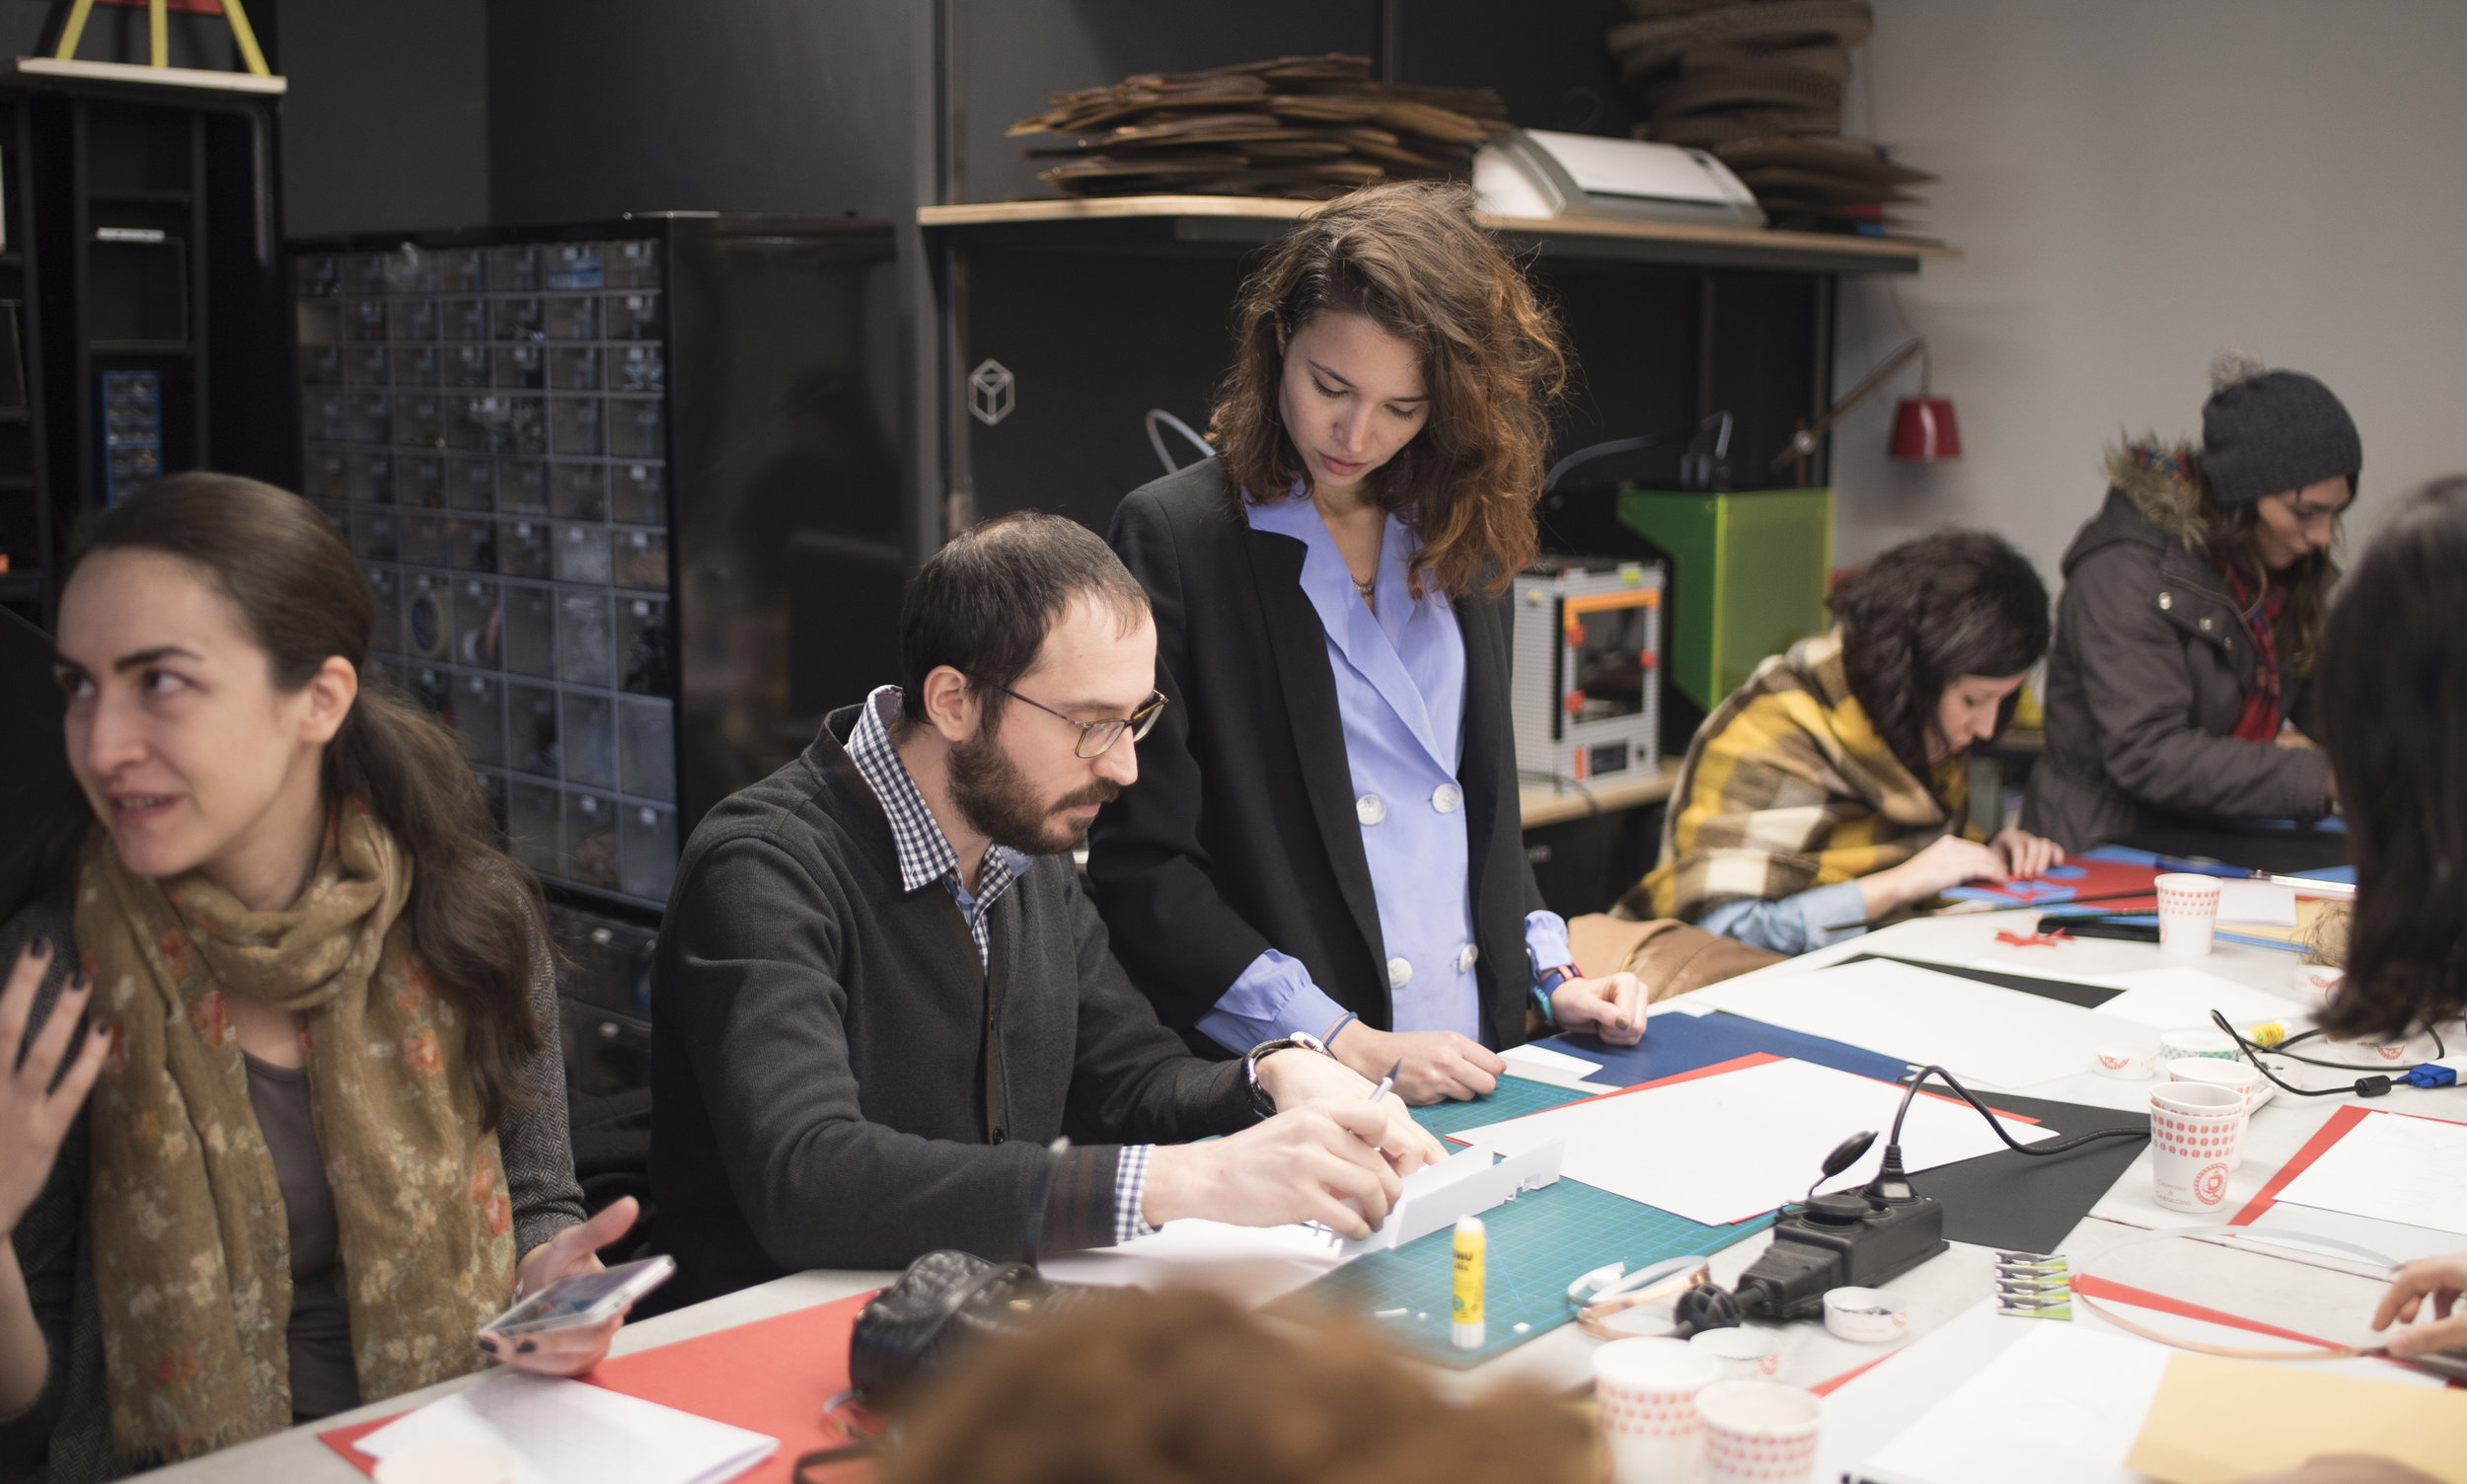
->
xmin=5 ymin=56 xmax=286 ymax=97
xmin=920 ymin=195 xmax=1957 ymax=274
xmin=1519 ymin=761 xmax=1682 ymax=829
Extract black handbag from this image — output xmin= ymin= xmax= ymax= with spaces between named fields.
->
xmin=795 ymin=1251 xmax=1112 ymax=1482
xmin=848 ymin=1249 xmax=1112 ymax=1402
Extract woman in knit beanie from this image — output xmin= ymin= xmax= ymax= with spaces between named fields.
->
xmin=2022 ymin=351 xmax=2358 ymax=853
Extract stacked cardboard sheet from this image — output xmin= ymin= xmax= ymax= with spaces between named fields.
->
xmin=1010 ymin=54 xmax=1509 ymax=199
xmin=1607 ymin=0 xmax=1933 ymax=232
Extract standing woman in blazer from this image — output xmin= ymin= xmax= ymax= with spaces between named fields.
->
xmin=1085 ymin=182 xmax=1647 ymax=1105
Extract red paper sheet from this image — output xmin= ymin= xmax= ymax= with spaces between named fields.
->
xmin=2228 ymin=1103 xmax=2372 ymax=1225
xmin=320 ymin=1290 xmax=881 ymax=1484
xmin=1944 ymin=853 xmax=2163 ymax=910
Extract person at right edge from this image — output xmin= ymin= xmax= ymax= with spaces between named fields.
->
xmin=2022 ymin=352 xmax=2355 ymax=852
xmin=2225 ymin=480 xmax=2467 ymax=1484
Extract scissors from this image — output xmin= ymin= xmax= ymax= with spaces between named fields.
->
xmin=1565 ymin=1255 xmax=1712 ymax=1338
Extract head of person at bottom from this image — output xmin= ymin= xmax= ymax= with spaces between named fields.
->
xmin=0 ymin=473 xmax=628 ymax=1467
xmin=1209 ymin=178 xmax=1569 ymax=597
xmin=877 ymin=1288 xmax=1600 ymax=1484
xmin=645 ymin=510 xmax=1442 ymax=1301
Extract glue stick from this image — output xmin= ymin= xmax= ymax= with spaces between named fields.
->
xmin=1451 ymin=1215 xmax=1486 ymax=1351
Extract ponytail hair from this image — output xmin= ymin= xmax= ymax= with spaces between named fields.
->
xmin=1 ymin=473 xmax=547 ymax=1127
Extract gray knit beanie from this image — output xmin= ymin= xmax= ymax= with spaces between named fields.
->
xmin=2200 ymin=350 xmax=2360 ymax=505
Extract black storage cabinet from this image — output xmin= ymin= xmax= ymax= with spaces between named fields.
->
xmin=288 ymin=214 xmax=904 ymax=1091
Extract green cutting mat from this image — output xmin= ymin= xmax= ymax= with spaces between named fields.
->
xmin=1277 ymin=1077 xmax=1773 ymax=1367
xmin=1413 ymin=1074 xmax=1593 ymax=1141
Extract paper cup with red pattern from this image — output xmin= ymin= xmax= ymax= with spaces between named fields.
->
xmin=2148 ymin=1080 xmax=2245 ymax=1213
xmin=2153 ymin=872 xmax=2222 ymax=958
xmin=1697 ymin=1379 xmax=1822 ymax=1484
xmin=1594 ymin=1337 xmax=1720 ymax=1484
xmin=2165 ymin=1057 xmax=2268 ymax=1167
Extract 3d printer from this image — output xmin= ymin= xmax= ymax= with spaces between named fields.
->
xmin=1510 ymin=556 xmax=1666 ymax=786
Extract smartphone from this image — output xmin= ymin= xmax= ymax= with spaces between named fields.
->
xmin=480 ymin=1254 xmax=674 ymax=1339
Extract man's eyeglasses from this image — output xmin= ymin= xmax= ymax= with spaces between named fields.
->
xmin=995 ymin=686 xmax=1167 ymax=759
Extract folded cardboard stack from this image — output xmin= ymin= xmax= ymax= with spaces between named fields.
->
xmin=1607 ymin=0 xmax=1871 ymax=146
xmin=1709 ymin=134 xmax=1934 ymax=232
xmin=1606 ymin=0 xmax=1932 ymax=233
xmin=1010 ymin=54 xmax=1509 ymax=199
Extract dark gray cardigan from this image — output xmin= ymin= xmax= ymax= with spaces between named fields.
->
xmin=0 ymin=891 xmax=587 ymax=1484
xmin=649 ymin=706 xmax=1258 ymax=1309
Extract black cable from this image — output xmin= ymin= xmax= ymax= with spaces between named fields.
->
xmin=2210 ymin=1010 xmax=2408 ymax=1099
xmin=2243 ymin=1020 xmax=2445 ymax=1074
xmin=1890 ymin=1064 xmax=2149 ymax=1157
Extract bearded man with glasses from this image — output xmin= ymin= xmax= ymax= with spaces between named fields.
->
xmin=649 ymin=511 xmax=1442 ymax=1307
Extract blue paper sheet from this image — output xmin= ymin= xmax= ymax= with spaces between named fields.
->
xmin=1532 ymin=1007 xmax=1909 ymax=1088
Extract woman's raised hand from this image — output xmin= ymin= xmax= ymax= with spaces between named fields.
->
xmin=0 ymin=943 xmax=110 ymax=1237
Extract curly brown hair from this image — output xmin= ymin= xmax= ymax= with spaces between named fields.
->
xmin=877 ymin=1288 xmax=1604 ymax=1484
xmin=1210 ymin=180 xmax=1570 ymax=599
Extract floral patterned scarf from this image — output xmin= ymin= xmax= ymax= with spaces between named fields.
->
xmin=75 ymin=802 xmax=516 ymax=1464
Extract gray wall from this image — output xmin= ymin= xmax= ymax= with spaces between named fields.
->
xmin=1829 ymin=0 xmax=2467 ymax=572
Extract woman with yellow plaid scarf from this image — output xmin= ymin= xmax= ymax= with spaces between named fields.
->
xmin=1629 ymin=530 xmax=2061 ymax=955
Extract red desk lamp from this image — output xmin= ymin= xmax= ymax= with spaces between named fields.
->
xmin=1775 ymin=336 xmax=1960 ymax=485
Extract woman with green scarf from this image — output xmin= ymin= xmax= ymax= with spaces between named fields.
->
xmin=0 ymin=475 xmax=635 ymax=1479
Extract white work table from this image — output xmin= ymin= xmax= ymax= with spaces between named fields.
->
xmin=137 ymin=909 xmax=2465 ymax=1480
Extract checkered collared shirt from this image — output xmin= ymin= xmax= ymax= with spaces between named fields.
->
xmin=847 ymin=686 xmax=1031 ymax=969
xmin=845 ymin=685 xmax=1156 ymax=1243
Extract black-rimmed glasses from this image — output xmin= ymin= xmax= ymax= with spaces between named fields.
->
xmin=995 ymin=686 xmax=1167 ymax=759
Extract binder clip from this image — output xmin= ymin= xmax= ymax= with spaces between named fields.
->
xmin=1992 ymin=1250 xmax=2072 ymax=1319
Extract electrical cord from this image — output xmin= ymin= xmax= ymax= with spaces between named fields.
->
xmin=2237 ymin=1019 xmax=2447 ymax=1074
xmin=1889 ymin=1064 xmax=2150 ymax=1159
xmin=2208 ymin=1009 xmax=2439 ymax=1098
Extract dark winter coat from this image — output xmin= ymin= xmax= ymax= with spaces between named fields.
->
xmin=2022 ymin=446 xmax=2333 ymax=851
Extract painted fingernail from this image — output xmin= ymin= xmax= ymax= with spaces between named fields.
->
xmin=477 ymin=1336 xmax=496 ymax=1352
xmin=516 ymin=1339 xmax=537 ymax=1355
xmin=31 ymin=937 xmax=50 ymax=959
xmin=67 ymin=973 xmax=90 ymax=993
xmin=1615 ymin=1017 xmax=1631 ymax=1029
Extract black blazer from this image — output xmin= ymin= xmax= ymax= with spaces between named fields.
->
xmin=1085 ymin=458 xmax=1545 ymax=1056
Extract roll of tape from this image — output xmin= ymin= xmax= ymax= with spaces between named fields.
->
xmin=1823 ymin=1287 xmax=1909 ymax=1344
xmin=2157 ymin=1027 xmax=2238 ymax=1064
xmin=2092 ymin=1044 xmax=2155 ymax=1079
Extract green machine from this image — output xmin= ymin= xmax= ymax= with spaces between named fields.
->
xmin=1616 ymin=485 xmax=1833 ymax=714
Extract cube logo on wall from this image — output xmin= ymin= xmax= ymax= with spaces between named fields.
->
xmin=968 ymin=358 xmax=1014 ymax=426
